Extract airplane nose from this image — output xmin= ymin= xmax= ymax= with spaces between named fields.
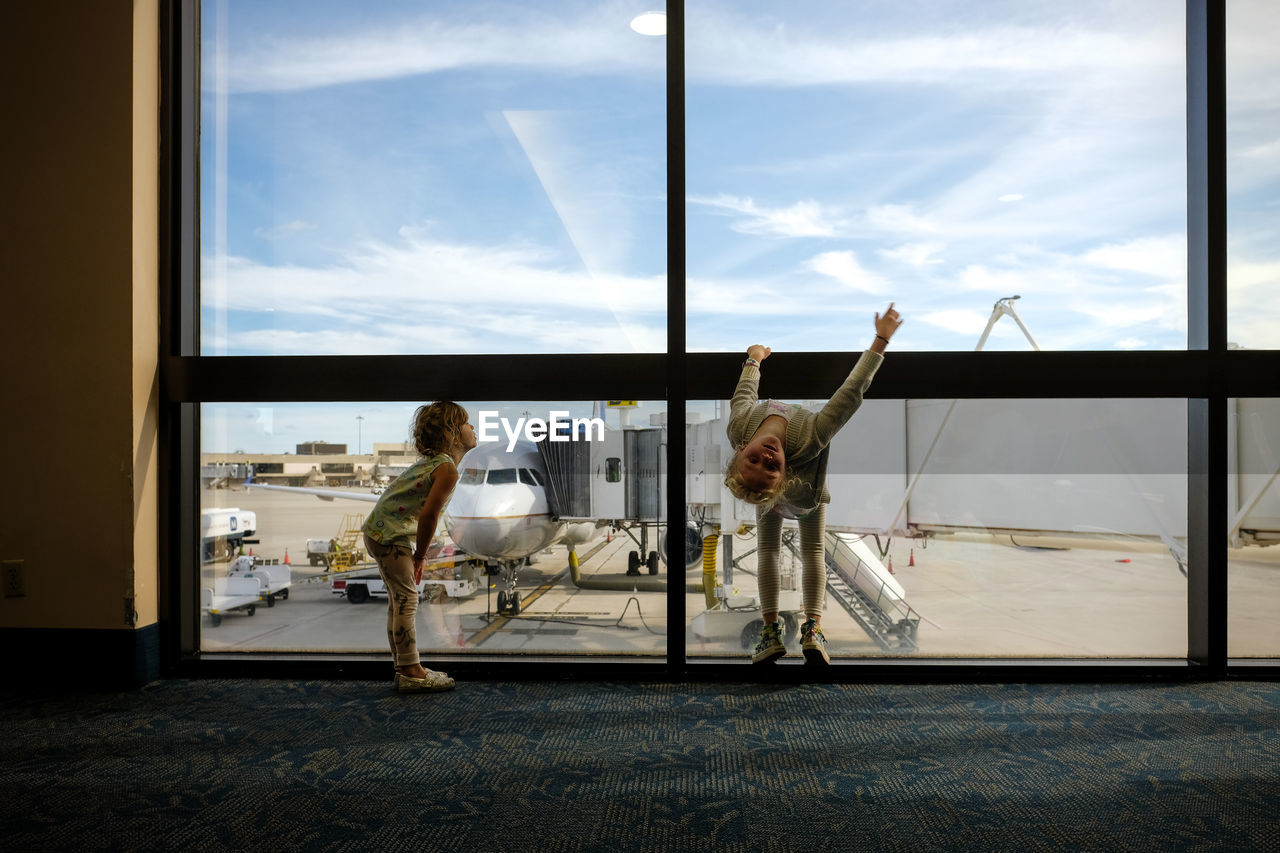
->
xmin=445 ymin=484 xmax=519 ymax=558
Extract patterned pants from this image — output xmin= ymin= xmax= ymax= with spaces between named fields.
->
xmin=363 ymin=534 xmax=419 ymax=668
xmin=755 ymin=503 xmax=827 ymax=619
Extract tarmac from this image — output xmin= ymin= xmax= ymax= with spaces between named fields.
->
xmin=200 ymin=485 xmax=1280 ymax=661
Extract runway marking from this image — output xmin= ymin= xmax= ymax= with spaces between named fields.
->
xmin=465 ymin=539 xmax=611 ymax=648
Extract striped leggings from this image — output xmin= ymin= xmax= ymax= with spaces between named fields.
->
xmin=755 ymin=502 xmax=827 ymax=619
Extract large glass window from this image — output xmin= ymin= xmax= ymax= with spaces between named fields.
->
xmin=200 ymin=401 xmax=668 ymax=658
xmin=175 ymin=3 xmax=1280 ymax=675
xmin=1227 ymin=0 xmax=1280 ymax=349
xmin=685 ymin=1 xmax=1186 ymax=352
xmin=200 ymin=1 xmax=667 ymax=355
xmin=688 ymin=398 xmax=1187 ymax=658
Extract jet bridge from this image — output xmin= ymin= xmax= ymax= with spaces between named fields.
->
xmin=536 ymin=427 xmax=664 ymax=523
xmin=538 ymin=426 xmax=667 ymax=576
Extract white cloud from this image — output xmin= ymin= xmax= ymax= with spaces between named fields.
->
xmin=804 ymin=251 xmax=887 ymax=294
xmin=254 ymin=220 xmax=317 ymax=240
xmin=866 ymin=204 xmax=937 ymax=235
xmin=217 ymin=6 xmax=662 ymax=94
xmin=1115 ymin=338 xmax=1147 ymax=349
xmin=1229 ymin=259 xmax=1280 ymax=293
xmin=878 ymin=242 xmax=944 ymax=267
xmin=201 ymin=226 xmax=667 ymax=354
xmin=688 ymin=194 xmax=844 ymax=238
xmin=918 ymin=309 xmax=993 ymax=337
xmin=686 ymin=7 xmax=1180 ymax=90
xmin=1239 ymin=138 xmax=1280 ymax=162
xmin=1081 ymin=235 xmax=1185 ymax=281
xmin=998 ymin=194 xmax=1024 ymax=203
xmin=957 ymin=264 xmax=1031 ymax=294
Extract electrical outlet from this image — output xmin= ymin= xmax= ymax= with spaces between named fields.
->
xmin=3 ymin=560 xmax=24 ymax=597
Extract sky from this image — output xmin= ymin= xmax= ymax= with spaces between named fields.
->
xmin=198 ymin=0 xmax=1280 ymax=452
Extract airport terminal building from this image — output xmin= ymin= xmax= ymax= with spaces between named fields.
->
xmin=201 ymin=442 xmax=418 ymax=488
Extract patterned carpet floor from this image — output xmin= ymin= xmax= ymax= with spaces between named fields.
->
xmin=1 ymin=678 xmax=1278 ymax=852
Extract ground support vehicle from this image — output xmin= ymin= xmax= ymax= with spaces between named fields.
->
xmin=228 ymin=555 xmax=292 ymax=606
xmin=330 ymin=543 xmax=480 ymax=604
xmin=201 ymin=576 xmax=262 ymax=626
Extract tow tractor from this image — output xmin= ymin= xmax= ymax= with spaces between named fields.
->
xmin=330 ymin=539 xmax=481 ymax=604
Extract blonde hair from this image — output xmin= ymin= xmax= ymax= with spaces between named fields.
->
xmin=410 ymin=401 xmax=468 ymax=457
xmin=723 ymin=447 xmax=789 ymax=509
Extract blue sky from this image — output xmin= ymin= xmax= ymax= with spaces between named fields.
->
xmin=199 ymin=1 xmax=1278 ymax=450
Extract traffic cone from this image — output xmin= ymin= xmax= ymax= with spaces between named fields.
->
xmin=284 ymin=549 xmax=291 ymax=565
xmin=249 ymin=547 xmax=254 ymax=557
xmin=909 ymin=548 xmax=915 ymax=567
xmin=887 ymin=555 xmax=894 ymax=574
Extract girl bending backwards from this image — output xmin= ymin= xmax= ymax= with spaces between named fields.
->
xmin=362 ymin=401 xmax=477 ymax=692
xmin=726 ymin=303 xmax=902 ymax=665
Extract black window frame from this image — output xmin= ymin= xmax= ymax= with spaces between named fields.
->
xmin=158 ymin=0 xmax=1280 ymax=681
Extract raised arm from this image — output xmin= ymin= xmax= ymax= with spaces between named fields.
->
xmin=729 ymin=344 xmax=771 ymax=426
xmin=811 ymin=304 xmax=902 ymax=446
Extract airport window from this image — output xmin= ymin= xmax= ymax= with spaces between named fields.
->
xmin=1226 ymin=0 xmax=1280 ymax=349
xmin=197 ymin=401 xmax=668 ymax=660
xmin=168 ymin=3 xmax=1280 ymax=676
xmin=685 ymin=1 xmax=1186 ymax=353
xmin=198 ymin=0 xmax=666 ymax=357
xmin=688 ymin=398 xmax=1188 ymax=659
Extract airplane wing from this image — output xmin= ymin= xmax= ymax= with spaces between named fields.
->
xmin=246 ymin=481 xmax=379 ymax=503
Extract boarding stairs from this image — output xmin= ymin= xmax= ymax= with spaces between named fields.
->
xmin=784 ymin=532 xmax=919 ymax=653
xmin=328 ymin=513 xmax=366 ymax=572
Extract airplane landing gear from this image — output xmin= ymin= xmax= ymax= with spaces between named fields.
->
xmin=496 ymin=589 xmax=522 ymax=616
xmin=490 ymin=559 xmax=523 ymax=616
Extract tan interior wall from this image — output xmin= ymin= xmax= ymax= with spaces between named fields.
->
xmin=0 ymin=1 xmax=158 ymax=631
xmin=133 ymin=0 xmax=160 ymax=627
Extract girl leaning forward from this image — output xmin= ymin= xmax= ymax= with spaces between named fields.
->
xmin=361 ymin=402 xmax=477 ymax=692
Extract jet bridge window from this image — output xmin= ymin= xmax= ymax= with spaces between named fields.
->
xmin=460 ymin=468 xmax=485 ymax=485
xmin=606 ymin=457 xmax=621 ymax=483
xmin=487 ymin=468 xmax=518 ymax=485
xmin=519 ymin=468 xmax=545 ymax=487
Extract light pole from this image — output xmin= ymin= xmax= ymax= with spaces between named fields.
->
xmin=356 ymin=415 xmax=364 ymax=455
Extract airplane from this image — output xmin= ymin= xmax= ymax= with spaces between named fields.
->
xmin=246 ymin=437 xmax=670 ymax=615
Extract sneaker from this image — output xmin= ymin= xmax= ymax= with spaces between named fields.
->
xmin=800 ymin=619 xmax=830 ymax=665
xmin=394 ymin=670 xmax=456 ymax=693
xmin=752 ymin=621 xmax=786 ymax=664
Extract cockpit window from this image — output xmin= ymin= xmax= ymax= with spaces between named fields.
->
xmin=486 ymin=468 xmax=518 ymax=485
xmin=459 ymin=468 xmax=485 ymax=485
xmin=519 ymin=468 xmax=545 ymax=486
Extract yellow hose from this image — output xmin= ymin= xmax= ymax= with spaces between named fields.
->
xmin=702 ymin=532 xmax=720 ymax=609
